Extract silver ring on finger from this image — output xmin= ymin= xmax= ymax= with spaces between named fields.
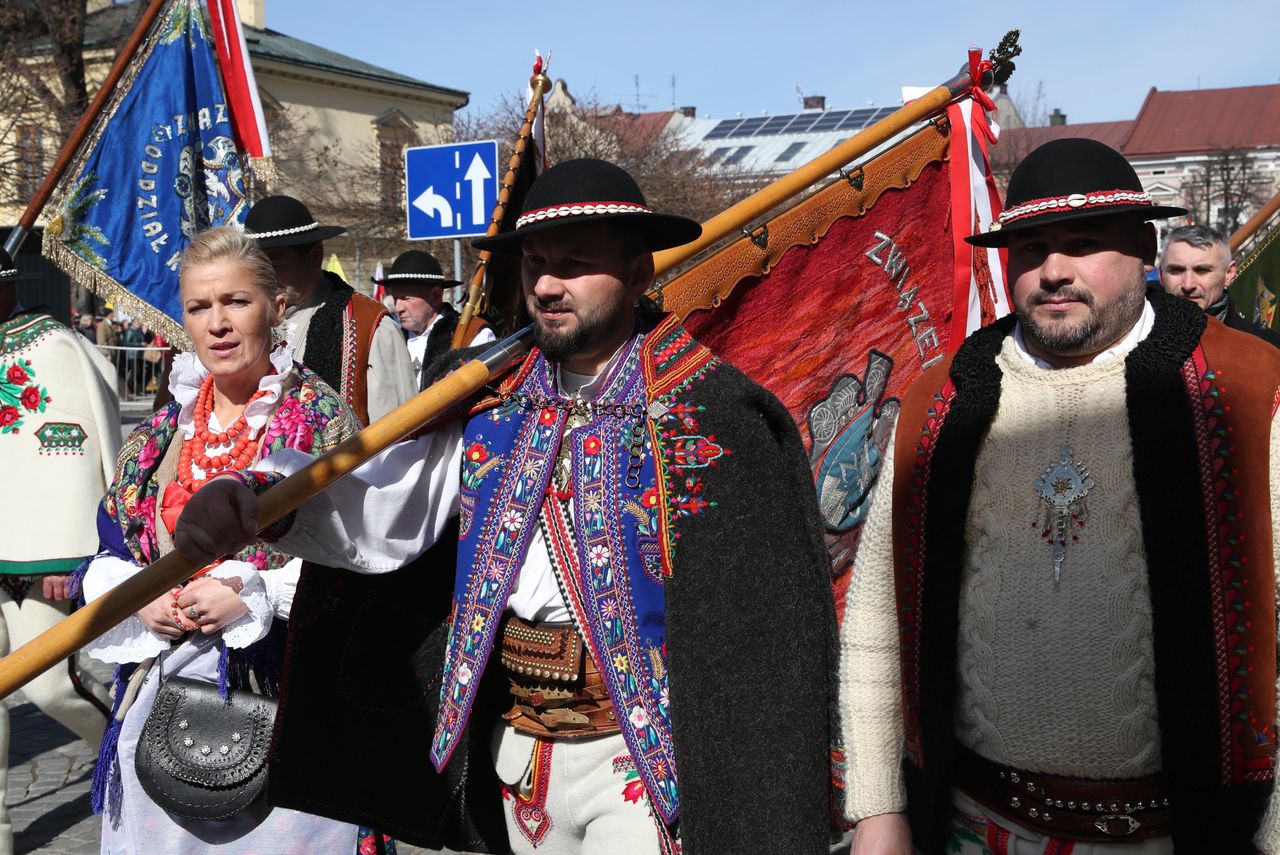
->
xmin=187 ymin=606 xmax=200 ymax=620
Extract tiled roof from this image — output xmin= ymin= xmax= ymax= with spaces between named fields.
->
xmin=1121 ymin=84 xmax=1280 ymax=156
xmin=588 ymin=109 xmax=680 ymax=149
xmin=78 ymin=2 xmax=466 ymax=103
xmin=999 ymin=121 xmax=1135 ymax=155
xmin=1000 ymin=85 xmax=1280 ymax=161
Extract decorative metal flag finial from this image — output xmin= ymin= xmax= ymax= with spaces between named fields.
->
xmin=1033 ymin=446 xmax=1094 ymax=588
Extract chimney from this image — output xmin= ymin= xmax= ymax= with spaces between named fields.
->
xmin=803 ymin=94 xmax=826 ymax=111
xmin=236 ymin=0 xmax=265 ymax=29
xmin=1049 ymin=107 xmax=1067 ymax=126
xmin=678 ymin=106 xmax=696 ymax=118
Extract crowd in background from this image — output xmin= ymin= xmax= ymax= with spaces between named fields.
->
xmin=70 ymin=309 xmax=170 ymax=399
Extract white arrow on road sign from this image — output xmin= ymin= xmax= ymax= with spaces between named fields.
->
xmin=412 ymin=185 xmax=453 ymax=225
xmin=463 ymin=153 xmax=492 ymax=226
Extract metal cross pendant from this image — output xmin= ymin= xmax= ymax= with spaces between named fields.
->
xmin=1032 ymin=446 xmax=1094 ymax=588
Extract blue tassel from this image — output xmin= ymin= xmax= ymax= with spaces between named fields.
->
xmin=65 ymin=555 xmax=94 ymax=603
xmin=90 ymin=663 xmax=135 ymax=816
xmin=217 ymin=641 xmax=230 ymax=701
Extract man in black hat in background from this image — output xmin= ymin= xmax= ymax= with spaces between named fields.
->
xmin=244 ymin=195 xmax=415 ymax=425
xmin=841 ymin=137 xmax=1280 ymax=854
xmin=178 ymin=158 xmax=837 ymax=854
xmin=374 ymin=249 xmax=495 ymax=388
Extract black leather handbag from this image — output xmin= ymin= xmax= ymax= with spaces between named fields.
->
xmin=135 ymin=675 xmax=276 ymax=820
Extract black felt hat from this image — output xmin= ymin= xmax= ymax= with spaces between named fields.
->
xmin=967 ymin=138 xmax=1187 ymax=248
xmin=244 ymin=195 xmax=346 ymax=248
xmin=372 ymin=250 xmax=459 ymax=287
xmin=471 ymin=158 xmax=702 ymax=255
xmin=0 ymin=249 xmax=37 ymax=282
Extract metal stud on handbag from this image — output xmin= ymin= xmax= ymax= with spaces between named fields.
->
xmin=135 ymin=674 xmax=276 ymax=821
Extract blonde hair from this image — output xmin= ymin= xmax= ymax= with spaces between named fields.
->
xmin=179 ymin=226 xmax=282 ymax=298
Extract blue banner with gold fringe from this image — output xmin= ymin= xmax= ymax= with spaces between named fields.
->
xmin=43 ymin=0 xmax=248 ymax=347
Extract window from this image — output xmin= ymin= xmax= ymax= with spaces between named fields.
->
xmin=774 ymin=142 xmax=807 ymax=163
xmin=18 ymin=125 xmax=43 ymax=200
xmin=374 ymin=110 xmax=416 ymax=215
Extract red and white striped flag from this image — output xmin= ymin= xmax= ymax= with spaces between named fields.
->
xmin=206 ymin=0 xmax=271 ymax=170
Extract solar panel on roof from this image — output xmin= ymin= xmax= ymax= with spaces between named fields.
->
xmin=784 ymin=114 xmax=821 ymax=133
xmin=871 ymin=106 xmax=895 ymax=122
xmin=837 ymin=110 xmax=877 ymax=130
xmin=810 ymin=110 xmax=850 ymax=130
xmin=704 ymin=119 xmax=744 ymax=140
xmin=723 ymin=146 xmax=754 ymax=166
xmin=757 ymin=115 xmax=796 ymax=135
xmin=774 ymin=142 xmax=807 ymax=163
xmin=730 ymin=117 xmax=768 ymax=137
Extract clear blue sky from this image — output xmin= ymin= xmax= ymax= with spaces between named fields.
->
xmin=267 ymin=0 xmax=1278 ymax=126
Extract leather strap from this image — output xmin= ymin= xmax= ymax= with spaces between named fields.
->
xmin=955 ymin=744 xmax=1171 ymax=843
xmin=500 ymin=617 xmax=619 ymax=739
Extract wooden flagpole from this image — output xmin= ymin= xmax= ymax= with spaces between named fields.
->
xmin=451 ymin=67 xmax=552 ymax=348
xmin=653 ymin=30 xmax=1020 ymax=277
xmin=0 ymin=328 xmax=532 ymax=701
xmin=1231 ymin=186 xmax=1280 ymax=254
xmin=0 ymin=33 xmax=1021 ymax=699
xmin=2 ymin=0 xmax=169 ymax=259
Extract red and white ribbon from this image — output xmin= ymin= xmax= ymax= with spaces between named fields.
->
xmin=206 ymin=0 xmax=271 ymax=161
xmin=945 ymin=48 xmax=1010 ymax=340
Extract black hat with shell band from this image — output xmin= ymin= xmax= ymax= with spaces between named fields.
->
xmin=966 ymin=138 xmax=1187 ymax=248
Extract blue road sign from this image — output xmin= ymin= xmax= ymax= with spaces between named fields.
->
xmin=404 ymin=140 xmax=500 ymax=240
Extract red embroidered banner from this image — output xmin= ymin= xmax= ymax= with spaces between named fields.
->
xmin=662 ymin=114 xmax=1004 ymax=615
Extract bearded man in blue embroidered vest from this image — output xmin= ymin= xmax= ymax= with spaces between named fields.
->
xmin=176 ymin=159 xmax=838 ymax=855
xmin=841 ymin=138 xmax=1280 ymax=855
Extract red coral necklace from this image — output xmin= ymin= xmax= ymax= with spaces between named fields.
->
xmin=177 ymin=375 xmax=268 ymax=491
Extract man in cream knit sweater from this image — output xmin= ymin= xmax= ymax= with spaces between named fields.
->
xmin=843 ymin=138 xmax=1280 ymax=854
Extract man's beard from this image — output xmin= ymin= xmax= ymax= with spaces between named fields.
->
xmin=1016 ymin=280 xmax=1146 ymax=357
xmin=528 ymin=297 xmax=614 ymax=363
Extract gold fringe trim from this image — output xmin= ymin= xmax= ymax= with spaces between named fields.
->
xmin=248 ymin=155 xmax=277 ymax=190
xmin=42 ymin=233 xmax=192 ymax=350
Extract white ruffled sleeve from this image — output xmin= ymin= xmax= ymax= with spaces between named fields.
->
xmin=261 ymin=559 xmax=301 ymax=620
xmin=83 ymin=554 xmax=169 ymax=664
xmin=208 ymin=559 xmax=273 ymax=650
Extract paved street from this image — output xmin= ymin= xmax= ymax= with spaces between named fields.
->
xmin=4 ymin=657 xmax=105 ymax=855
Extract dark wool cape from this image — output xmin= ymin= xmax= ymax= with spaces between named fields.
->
xmin=891 ymin=292 xmax=1280 ymax=854
xmin=265 ymin=317 xmax=838 ymax=854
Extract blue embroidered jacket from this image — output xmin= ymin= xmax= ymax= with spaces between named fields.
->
xmin=432 ymin=317 xmax=726 ymax=824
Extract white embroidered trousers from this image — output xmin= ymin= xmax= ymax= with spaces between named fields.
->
xmin=492 ymin=724 xmax=674 ymax=855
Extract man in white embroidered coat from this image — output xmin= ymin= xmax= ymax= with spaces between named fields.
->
xmin=0 ymin=250 xmax=117 ymax=855
xmin=843 ymin=139 xmax=1280 ymax=855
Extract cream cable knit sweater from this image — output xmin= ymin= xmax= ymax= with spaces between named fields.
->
xmin=839 ymin=336 xmax=1280 ymax=851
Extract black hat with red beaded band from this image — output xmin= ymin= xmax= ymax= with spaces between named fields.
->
xmin=471 ymin=158 xmax=702 ymax=255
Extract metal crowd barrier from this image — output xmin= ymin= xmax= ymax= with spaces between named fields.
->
xmin=94 ymin=344 xmax=167 ymax=404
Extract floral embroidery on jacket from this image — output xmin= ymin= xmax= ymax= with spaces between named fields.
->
xmin=0 ymin=359 xmax=51 ymax=435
